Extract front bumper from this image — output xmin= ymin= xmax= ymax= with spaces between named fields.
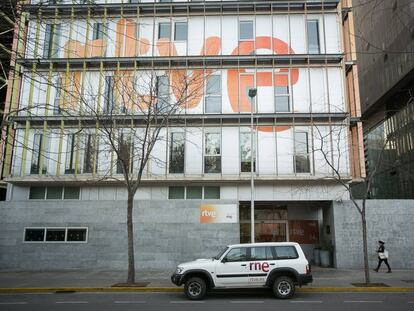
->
xmin=171 ymin=273 xmax=184 ymax=286
xmin=298 ymin=274 xmax=313 ymax=286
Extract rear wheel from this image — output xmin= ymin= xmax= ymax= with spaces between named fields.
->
xmin=272 ymin=276 xmax=295 ymax=299
xmin=184 ymin=277 xmax=207 ymax=300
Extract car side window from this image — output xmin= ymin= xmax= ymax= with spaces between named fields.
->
xmin=249 ymin=247 xmax=273 ymax=261
xmin=224 ymin=247 xmax=247 ymax=262
xmin=273 ymin=246 xmax=299 ymax=260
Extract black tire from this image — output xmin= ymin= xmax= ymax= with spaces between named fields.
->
xmin=184 ymin=277 xmax=207 ymax=300
xmin=272 ymin=276 xmax=295 ymax=299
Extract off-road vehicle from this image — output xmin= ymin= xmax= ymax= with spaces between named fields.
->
xmin=171 ymin=242 xmax=312 ymax=300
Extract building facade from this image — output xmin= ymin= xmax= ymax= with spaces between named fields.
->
xmin=353 ymin=0 xmax=414 ymax=198
xmin=0 ymin=0 xmax=365 ymax=270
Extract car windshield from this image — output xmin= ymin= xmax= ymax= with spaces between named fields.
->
xmin=212 ymin=246 xmax=229 ymax=260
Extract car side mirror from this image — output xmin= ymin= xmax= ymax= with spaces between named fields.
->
xmin=221 ymin=257 xmax=227 ymax=263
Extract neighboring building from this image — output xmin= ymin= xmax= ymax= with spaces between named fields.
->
xmin=0 ymin=0 xmax=17 ymax=200
xmin=0 ymin=0 xmax=365 ymax=270
xmin=353 ymin=0 xmax=414 ymax=198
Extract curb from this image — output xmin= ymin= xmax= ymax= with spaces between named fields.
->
xmin=1 ymin=287 xmax=414 ymax=294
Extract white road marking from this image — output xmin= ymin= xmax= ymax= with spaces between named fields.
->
xmin=408 ymin=301 xmax=414 ymax=304
xmin=114 ymin=301 xmax=147 ymax=304
xmin=55 ymin=301 xmax=88 ymax=304
xmin=344 ymin=301 xmax=383 ymax=303
xmin=170 ymin=301 xmax=205 ymax=304
xmin=0 ymin=302 xmax=28 ymax=305
xmin=290 ymin=300 xmax=323 ymax=303
xmin=230 ymin=301 xmax=264 ymax=304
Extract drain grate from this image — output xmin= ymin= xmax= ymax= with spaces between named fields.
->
xmin=402 ymin=280 xmax=414 ymax=283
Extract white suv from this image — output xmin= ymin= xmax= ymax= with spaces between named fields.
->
xmin=171 ymin=242 xmax=312 ymax=300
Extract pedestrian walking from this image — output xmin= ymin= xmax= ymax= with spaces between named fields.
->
xmin=373 ymin=240 xmax=392 ymax=273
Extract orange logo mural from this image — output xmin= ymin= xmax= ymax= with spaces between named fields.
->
xmin=59 ymin=20 xmax=299 ymax=133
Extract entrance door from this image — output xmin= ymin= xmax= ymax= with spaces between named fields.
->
xmin=255 ymin=221 xmax=288 ymax=242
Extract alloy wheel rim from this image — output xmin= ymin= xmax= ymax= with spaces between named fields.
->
xmin=277 ymin=281 xmax=291 ymax=295
xmin=188 ymin=281 xmax=202 ymax=296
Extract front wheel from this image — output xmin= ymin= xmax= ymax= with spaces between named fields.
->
xmin=184 ymin=277 xmax=207 ymax=300
xmin=272 ymin=276 xmax=295 ymax=299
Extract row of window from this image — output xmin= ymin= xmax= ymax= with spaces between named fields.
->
xmin=168 ymin=186 xmax=220 ymax=199
xmin=52 ymin=72 xmax=293 ymax=115
xmin=223 ymin=246 xmax=298 ymax=263
xmin=24 ymin=227 xmax=88 ymax=243
xmin=42 ymin=19 xmax=321 ymax=58
xmin=29 ymin=186 xmax=80 ymax=200
xmin=27 ymin=130 xmax=310 ymax=176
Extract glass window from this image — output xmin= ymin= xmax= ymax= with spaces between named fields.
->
xmin=29 ymin=186 xmax=46 ymax=199
xmin=46 ymin=187 xmax=63 ymax=199
xmin=65 ymin=134 xmax=76 ymax=174
xmin=240 ymin=132 xmax=256 ymax=172
xmin=53 ymin=76 xmax=62 ymax=115
xmin=92 ymin=22 xmax=105 ymax=40
xmin=224 ymin=247 xmax=247 ymax=262
xmin=117 ymin=135 xmax=134 ymax=175
xmin=187 ymin=186 xmax=202 ymax=199
xmin=169 ymin=186 xmax=185 ymax=199
xmin=205 ymin=75 xmax=221 ymax=113
xmin=83 ymin=134 xmax=98 ymax=174
xmin=156 ymin=75 xmax=170 ymax=111
xmin=45 ymin=229 xmax=66 ymax=242
xmin=205 ymin=132 xmax=221 ymax=173
xmin=174 ymin=22 xmax=187 ymax=41
xmin=169 ymin=132 xmax=185 ymax=173
xmin=64 ymin=187 xmax=80 ymax=199
xmin=250 ymin=247 xmax=273 ymax=261
xmin=43 ymin=24 xmax=61 ymax=58
xmin=158 ymin=23 xmax=171 ymax=39
xmin=295 ymin=132 xmax=310 ymax=173
xmin=24 ymin=229 xmax=45 ymax=242
xmin=31 ymin=134 xmax=47 ymax=174
xmin=104 ymin=76 xmax=115 ymax=114
xmin=204 ymin=186 xmax=220 ymax=199
xmin=307 ymin=20 xmax=320 ymax=54
xmin=239 ymin=21 xmax=253 ymax=40
xmin=275 ymin=73 xmax=290 ymax=112
xmin=67 ymin=229 xmax=87 ymax=242
xmin=274 ymin=246 xmax=299 ymax=259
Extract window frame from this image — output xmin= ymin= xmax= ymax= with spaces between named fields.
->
xmin=204 ymin=131 xmax=222 ymax=174
xmin=23 ymin=227 xmax=88 ymax=244
xmin=205 ymin=74 xmax=222 ymax=114
xmin=307 ymin=19 xmax=320 ymax=54
xmin=158 ymin=22 xmax=171 ymax=40
xmin=174 ymin=21 xmax=188 ymax=41
xmin=294 ymin=131 xmax=311 ymax=174
xmin=169 ymin=131 xmax=185 ymax=174
xmin=239 ymin=20 xmax=254 ymax=41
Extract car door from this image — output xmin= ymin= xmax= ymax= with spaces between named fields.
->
xmin=214 ymin=247 xmax=249 ymax=287
xmin=247 ymin=246 xmax=275 ymax=287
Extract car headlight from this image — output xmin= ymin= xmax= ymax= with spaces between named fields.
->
xmin=175 ymin=266 xmax=184 ymax=274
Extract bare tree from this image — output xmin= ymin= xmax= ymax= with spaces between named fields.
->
xmin=56 ymin=67 xmax=205 ymax=284
xmin=313 ymin=120 xmax=393 ymax=285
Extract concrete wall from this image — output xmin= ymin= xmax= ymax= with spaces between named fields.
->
xmin=0 ymin=200 xmax=239 ymax=272
xmin=333 ymin=200 xmax=414 ymax=269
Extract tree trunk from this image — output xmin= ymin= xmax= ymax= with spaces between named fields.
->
xmin=126 ymin=191 xmax=135 ymax=284
xmin=361 ymin=207 xmax=371 ymax=285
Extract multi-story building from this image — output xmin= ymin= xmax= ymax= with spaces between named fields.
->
xmin=353 ymin=0 xmax=414 ymax=199
xmin=0 ymin=0 xmax=364 ymax=270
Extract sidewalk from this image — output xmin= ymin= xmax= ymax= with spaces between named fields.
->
xmin=0 ymin=267 xmax=413 ymax=292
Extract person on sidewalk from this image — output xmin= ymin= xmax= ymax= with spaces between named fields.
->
xmin=374 ymin=240 xmax=392 ymax=273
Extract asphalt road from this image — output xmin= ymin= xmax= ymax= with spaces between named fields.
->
xmin=0 ymin=292 xmax=414 ymax=311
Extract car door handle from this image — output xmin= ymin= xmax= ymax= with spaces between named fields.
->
xmin=270 ymin=263 xmax=275 ymax=266
xmin=241 ymin=264 xmax=246 ymax=266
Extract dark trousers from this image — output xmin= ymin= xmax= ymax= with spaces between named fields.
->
xmin=376 ymin=258 xmax=391 ymax=271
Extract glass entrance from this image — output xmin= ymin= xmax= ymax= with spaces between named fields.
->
xmin=255 ymin=221 xmax=288 ymax=242
xmin=239 ymin=202 xmax=288 ymax=243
